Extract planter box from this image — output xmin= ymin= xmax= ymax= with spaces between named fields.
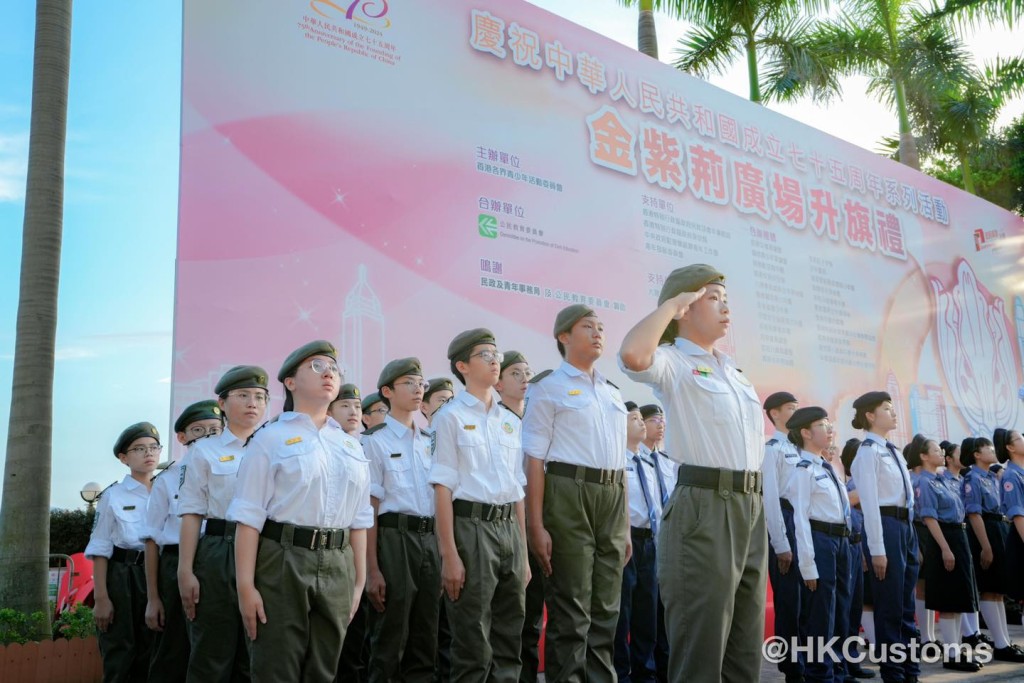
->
xmin=0 ymin=637 xmax=102 ymax=682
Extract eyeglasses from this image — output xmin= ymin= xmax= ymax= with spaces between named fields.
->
xmin=471 ymin=350 xmax=504 ymax=364
xmin=508 ymin=369 xmax=534 ymax=382
xmin=395 ymin=380 xmax=430 ymax=392
xmin=127 ymin=445 xmax=163 ymax=456
xmin=226 ymin=390 xmax=269 ymax=405
xmin=309 ymin=359 xmax=342 ymax=377
xmin=186 ymin=425 xmax=222 ymax=438
xmin=367 ymin=407 xmax=389 ymax=416
xmin=644 ymin=416 xmax=665 ymax=424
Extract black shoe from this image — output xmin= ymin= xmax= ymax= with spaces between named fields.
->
xmin=784 ymin=676 xmax=804 ymax=683
xmin=963 ymin=632 xmax=982 ymax=646
xmin=993 ymin=646 xmax=1024 ymax=662
xmin=942 ymin=658 xmax=982 ymax=672
xmin=847 ymin=664 xmax=876 ymax=678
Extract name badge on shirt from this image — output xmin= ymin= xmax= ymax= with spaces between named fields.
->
xmin=463 ymin=425 xmax=477 ymax=431
xmin=122 ymin=505 xmax=136 ymax=511
xmin=390 ymin=453 xmax=402 ymax=458
xmin=285 ymin=436 xmax=303 ymax=445
xmin=568 ymin=389 xmax=581 ymax=396
xmin=219 ymin=455 xmax=235 ymax=462
xmin=693 ymin=364 xmax=713 ymax=378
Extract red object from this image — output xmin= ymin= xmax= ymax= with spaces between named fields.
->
xmin=54 ymin=552 xmax=95 ymax=617
xmin=764 ymin=579 xmax=775 ymax=638
xmin=538 ymin=605 xmax=546 ymax=673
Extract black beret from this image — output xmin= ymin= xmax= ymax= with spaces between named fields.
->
xmin=994 ymin=428 xmax=1011 ymax=462
xmin=113 ymin=421 xmax=160 ymax=457
xmin=553 ymin=304 xmax=596 ymax=337
xmin=424 ymin=377 xmax=455 ymax=401
xmin=639 ymin=404 xmax=664 ymax=420
xmin=786 ymin=406 xmax=829 ymax=431
xmin=361 ymin=391 xmax=383 ymax=412
xmin=624 ymin=401 xmax=639 ymax=412
xmin=278 ymin=340 xmax=337 ymax=382
xmin=174 ymin=400 xmax=223 ymax=434
xmin=991 ymin=463 xmax=1004 ymax=474
xmin=333 ymin=383 xmax=361 ymax=402
xmin=763 ymin=392 xmax=798 ymax=412
xmin=852 ymin=391 xmax=891 ymax=411
xmin=961 ymin=437 xmax=977 ymax=457
xmin=215 ymin=365 xmax=269 ymax=395
xmin=840 ymin=438 xmax=862 ymax=476
xmin=377 ymin=357 xmax=423 ymax=390
xmin=448 ymin=328 xmax=496 ymax=360
xmin=500 ymin=350 xmax=528 ymax=373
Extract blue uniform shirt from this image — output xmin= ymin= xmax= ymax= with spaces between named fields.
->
xmin=915 ymin=470 xmax=965 ymax=523
xmin=1001 ymin=461 xmax=1024 ymax=520
xmin=940 ymin=469 xmax=964 ymax=498
xmin=962 ymin=466 xmax=1001 ymax=515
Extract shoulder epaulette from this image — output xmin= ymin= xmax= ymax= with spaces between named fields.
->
xmin=95 ymin=480 xmax=118 ymax=501
xmin=606 ymin=380 xmax=619 ymax=390
xmin=363 ymin=423 xmax=387 ymax=436
xmin=766 ymin=438 xmax=779 ymax=446
xmin=419 ymin=427 xmax=432 ymax=438
xmin=244 ymin=420 xmax=270 ymax=447
xmin=797 ymin=460 xmax=812 ymax=469
xmin=528 ymin=369 xmax=553 ymax=385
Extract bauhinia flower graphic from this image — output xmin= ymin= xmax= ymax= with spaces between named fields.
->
xmin=931 ymin=259 xmax=1022 ymax=435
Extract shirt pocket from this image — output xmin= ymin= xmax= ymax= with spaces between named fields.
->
xmin=457 ymin=431 xmax=488 ymax=473
xmin=208 ymin=457 xmax=241 ymax=507
xmin=277 ymin=440 xmax=315 ymax=486
xmin=690 ymin=374 xmax=731 ymax=423
xmin=498 ymin=432 xmax=522 ymax=483
xmin=112 ymin=504 xmax=144 ymax=544
xmin=383 ymin=454 xmax=416 ymax=494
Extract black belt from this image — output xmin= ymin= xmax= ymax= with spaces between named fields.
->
xmin=676 ymin=464 xmax=761 ymax=495
xmin=452 ymin=499 xmax=515 ymax=522
xmin=204 ymin=518 xmax=237 ymax=536
xmin=546 ymin=461 xmax=624 ymax=485
xmin=261 ymin=519 xmax=348 ymax=551
xmin=939 ymin=521 xmax=966 ymax=530
xmin=111 ymin=546 xmax=144 ymax=565
xmin=161 ymin=544 xmax=179 ymax=555
xmin=780 ymin=498 xmax=793 ymax=512
xmin=982 ymin=512 xmax=1009 ymax=523
xmin=851 ymin=533 xmax=863 ymax=544
xmin=378 ymin=512 xmax=435 ymax=533
xmin=810 ymin=519 xmax=851 ymax=538
xmin=880 ymin=505 xmax=910 ymax=521
xmin=631 ymin=527 xmax=654 ymax=540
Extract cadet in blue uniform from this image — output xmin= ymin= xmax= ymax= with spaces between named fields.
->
xmin=995 ymin=429 xmax=1024 ymax=603
xmin=142 ymin=400 xmax=222 ymax=683
xmin=87 ymin=422 xmax=161 ymax=683
xmin=788 ymin=407 xmax=852 ymax=683
xmin=942 ymin=440 xmax=988 ymax=650
xmin=902 ymin=437 xmax=935 ymax=648
xmin=839 ymin=438 xmax=877 ymax=680
xmin=614 ymin=402 xmax=660 ymax=683
xmin=760 ymin=391 xmax=804 ymax=683
xmin=962 ymin=436 xmax=1024 ymax=661
xmin=637 ymin=403 xmax=671 ymax=683
xmin=849 ymin=391 xmax=920 ymax=683
xmin=912 ymin=437 xmax=981 ymax=671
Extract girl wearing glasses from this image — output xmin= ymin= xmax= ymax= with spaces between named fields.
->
xmin=228 ymin=340 xmax=373 ymax=682
xmin=86 ymin=421 xmax=161 ymax=682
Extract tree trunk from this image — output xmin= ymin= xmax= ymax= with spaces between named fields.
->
xmin=959 ymin=149 xmax=976 ymax=194
xmin=745 ymin=34 xmax=761 ymax=103
xmin=637 ymin=0 xmax=658 ymax=59
xmin=0 ymin=0 xmax=72 ymax=630
xmin=893 ymin=79 xmax=920 ymax=170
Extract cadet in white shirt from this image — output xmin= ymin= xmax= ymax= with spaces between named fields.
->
xmin=177 ymin=365 xmax=269 ymax=683
xmin=330 ymin=383 xmax=365 ymax=436
xmin=228 ymin=340 xmax=373 ymax=682
xmin=523 ymin=304 xmax=629 ymax=683
xmin=619 ymin=264 xmax=765 ymax=683
xmin=431 ymin=328 xmax=528 ymax=683
xmin=87 ymin=422 xmax=161 ymax=682
xmin=363 ymin=357 xmax=440 ymax=683
xmin=759 ymin=391 xmax=805 ymax=683
xmin=787 ymin=407 xmax=853 ymax=683
xmin=142 ymin=400 xmax=222 ymax=683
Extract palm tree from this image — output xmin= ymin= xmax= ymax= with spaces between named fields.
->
xmin=763 ymin=0 xmax=972 ymax=169
xmin=0 ymin=0 xmax=72 ymax=628
xmin=929 ymin=0 xmax=1023 ymax=27
xmin=618 ymin=0 xmax=661 ymax=59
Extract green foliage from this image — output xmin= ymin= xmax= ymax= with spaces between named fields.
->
xmin=49 ymin=507 xmax=95 ymax=557
xmin=52 ymin=604 xmax=95 ymax=640
xmin=0 ymin=608 xmax=50 ymax=645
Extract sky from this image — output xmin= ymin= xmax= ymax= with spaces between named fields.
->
xmin=0 ymin=1 xmax=1021 ymax=510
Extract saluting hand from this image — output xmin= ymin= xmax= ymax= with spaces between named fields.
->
xmin=668 ymin=287 xmax=706 ymax=319
xmin=178 ymin=569 xmax=201 ymax=621
xmin=528 ymin=525 xmax=553 ymax=577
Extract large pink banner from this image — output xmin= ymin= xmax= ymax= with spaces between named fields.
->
xmin=174 ymin=0 xmax=1024 ymax=454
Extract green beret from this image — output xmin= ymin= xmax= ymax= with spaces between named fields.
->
xmin=785 ymin=406 xmax=829 ymax=431
xmin=377 ymin=357 xmax=423 ymax=390
xmin=361 ymin=391 xmax=383 ymax=412
xmin=174 ymin=400 xmax=223 ymax=434
xmin=424 ymin=377 xmax=455 ymax=401
xmin=277 ymin=339 xmax=337 ymax=382
xmin=113 ymin=421 xmax=160 ymax=457
xmin=215 ymin=365 xmax=269 ymax=395
xmin=447 ymin=328 xmax=496 ymax=360
xmin=500 ymin=350 xmax=528 ymax=373
xmin=553 ymin=304 xmax=596 ymax=338
xmin=334 ymin=383 xmax=361 ymax=402
xmin=639 ymin=404 xmax=663 ymax=420
xmin=657 ymin=264 xmax=725 ymax=306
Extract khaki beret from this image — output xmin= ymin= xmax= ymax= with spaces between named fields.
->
xmin=657 ymin=264 xmax=726 ymax=306
xmin=278 ymin=340 xmax=337 ymax=382
xmin=334 ymin=383 xmax=361 ymax=402
xmin=553 ymin=304 xmax=596 ymax=338
xmin=361 ymin=391 xmax=383 ymax=412
xmin=174 ymin=400 xmax=223 ymax=434
xmin=424 ymin=377 xmax=455 ymax=401
xmin=377 ymin=357 xmax=423 ymax=390
xmin=215 ymin=365 xmax=269 ymax=395
xmin=447 ymin=328 xmax=496 ymax=360
xmin=113 ymin=421 xmax=160 ymax=457
xmin=500 ymin=350 xmax=528 ymax=373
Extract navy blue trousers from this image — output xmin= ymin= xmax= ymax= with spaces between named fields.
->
xmin=768 ymin=505 xmax=804 ymax=678
xmin=801 ymin=531 xmax=852 ymax=683
xmin=614 ymin=531 xmax=658 ymax=683
xmin=866 ymin=516 xmax=920 ymax=682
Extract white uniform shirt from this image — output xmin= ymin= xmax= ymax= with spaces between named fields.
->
xmin=850 ymin=432 xmax=915 ymax=557
xmin=429 ymin=391 xmax=526 ymax=505
xmin=762 ymin=430 xmax=803 ymax=554
xmin=618 ymin=338 xmax=763 ymax=470
xmin=142 ymin=461 xmax=183 ymax=549
xmin=179 ymin=427 xmax=249 ymax=521
xmin=521 ymin=360 xmax=627 ymax=470
xmin=227 ymin=412 xmax=373 ymax=530
xmin=363 ymin=415 xmax=435 ymax=517
xmin=792 ymin=451 xmax=852 ymax=580
xmin=625 ymin=449 xmax=663 ymax=529
xmin=85 ymin=476 xmax=150 ymax=558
